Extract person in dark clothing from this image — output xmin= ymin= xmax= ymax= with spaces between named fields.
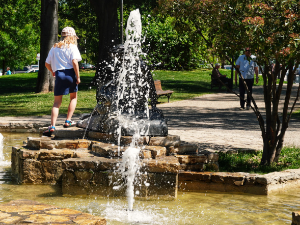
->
xmin=212 ymin=63 xmax=233 ymax=90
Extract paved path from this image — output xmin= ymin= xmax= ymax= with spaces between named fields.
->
xmin=158 ymin=85 xmax=300 ymax=152
xmin=0 ymin=85 xmax=299 ymax=152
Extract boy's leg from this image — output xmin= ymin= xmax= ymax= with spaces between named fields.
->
xmin=51 ymin=95 xmax=63 ymax=127
xmin=66 ymin=92 xmax=78 ymax=122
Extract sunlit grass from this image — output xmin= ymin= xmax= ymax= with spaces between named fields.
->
xmin=0 ymin=70 xmax=96 ymax=116
xmin=0 ymin=68 xmax=292 ymax=116
xmin=218 ymin=146 xmax=300 ymax=174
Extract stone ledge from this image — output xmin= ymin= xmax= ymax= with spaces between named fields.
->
xmin=0 ymin=199 xmax=106 ymax=224
xmin=0 ymin=123 xmax=44 ymax=133
xmin=179 ymin=169 xmax=300 ymax=195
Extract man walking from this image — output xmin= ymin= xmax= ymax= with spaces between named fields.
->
xmin=235 ymin=47 xmax=259 ymax=110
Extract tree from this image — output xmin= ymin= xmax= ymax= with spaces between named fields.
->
xmin=59 ymin=0 xmax=98 ymax=65
xmin=89 ymin=0 xmax=120 ymax=63
xmin=0 ymin=0 xmax=40 ymax=73
xmin=36 ymin=0 xmax=58 ymax=93
xmin=158 ymin=0 xmax=300 ymax=165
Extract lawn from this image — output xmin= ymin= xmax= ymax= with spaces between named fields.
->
xmin=0 ymin=70 xmax=96 ymax=116
xmin=0 ymin=68 xmax=237 ymax=116
xmin=218 ymin=147 xmax=300 ymax=174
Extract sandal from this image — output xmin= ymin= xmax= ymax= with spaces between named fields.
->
xmin=42 ymin=126 xmax=55 ymax=137
xmin=63 ymin=120 xmax=76 ymax=128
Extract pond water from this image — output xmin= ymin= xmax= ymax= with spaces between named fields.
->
xmin=0 ymin=132 xmax=299 ymax=224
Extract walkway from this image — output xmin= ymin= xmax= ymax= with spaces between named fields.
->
xmin=0 ymin=85 xmax=299 ymax=152
xmin=158 ymin=85 xmax=300 ymax=152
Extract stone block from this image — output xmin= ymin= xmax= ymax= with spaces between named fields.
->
xmin=244 ymin=174 xmax=257 ymax=185
xmin=18 ymin=159 xmax=63 ymax=184
xmin=176 ymin=155 xmax=207 ymax=164
xmin=178 ymin=171 xmax=211 ymax=182
xmin=137 ymin=173 xmax=178 ymax=199
xmin=62 ymin=169 xmax=177 ymax=199
xmin=139 ymin=150 xmax=152 ymax=159
xmin=119 ymin=136 xmax=147 ymax=146
xmin=143 ymin=146 xmax=167 ymax=158
xmin=56 ymin=140 xmax=91 ymax=150
xmin=37 ymin=149 xmax=75 ymax=160
xmin=175 ymin=143 xmax=198 ymax=154
xmin=180 ymin=163 xmax=205 ymax=172
xmin=141 ymin=157 xmax=180 ymax=173
xmin=54 ymin=126 xmax=86 ymax=139
xmin=63 ymin=157 xmax=121 ymax=171
xmin=19 ymin=149 xmax=39 ymax=159
xmin=88 ymin=131 xmax=116 ymax=142
xmin=91 ymin=142 xmax=123 ymax=157
xmin=148 ymin=135 xmax=180 ymax=147
xmin=207 ymin=153 xmax=219 ymax=162
xmin=222 ymin=173 xmax=247 ymax=185
xmin=26 ymin=137 xmax=41 ymax=150
xmin=255 ymin=176 xmax=270 ymax=185
xmin=40 ymin=140 xmax=57 ymax=150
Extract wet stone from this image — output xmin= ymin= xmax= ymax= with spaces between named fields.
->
xmin=139 ymin=150 xmax=152 ymax=159
xmin=180 ymin=163 xmax=205 ymax=172
xmin=176 ymin=155 xmax=207 ymax=164
xmin=174 ymin=143 xmax=198 ymax=154
xmin=91 ymin=142 xmax=124 ymax=157
xmin=142 ymin=145 xmax=167 ymax=158
xmin=148 ymin=135 xmax=181 ymax=147
xmin=0 ymin=199 xmax=106 ymax=224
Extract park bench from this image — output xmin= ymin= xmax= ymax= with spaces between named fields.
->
xmin=210 ymin=74 xmax=222 ymax=90
xmin=154 ymin=80 xmax=174 ymax=103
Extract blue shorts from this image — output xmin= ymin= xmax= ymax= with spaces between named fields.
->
xmin=54 ymin=69 xmax=78 ymax=96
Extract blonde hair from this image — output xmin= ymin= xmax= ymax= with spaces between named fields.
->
xmin=54 ymin=36 xmax=77 ymax=48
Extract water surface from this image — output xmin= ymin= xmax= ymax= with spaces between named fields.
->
xmin=0 ymin=132 xmax=298 ymax=224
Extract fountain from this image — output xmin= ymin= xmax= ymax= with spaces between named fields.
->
xmin=77 ymin=9 xmax=168 ymax=138
xmin=10 ymin=10 xmax=221 ymax=213
xmin=8 ymin=8 xmax=300 ymax=225
xmin=0 ymin=133 xmax=10 ymax=167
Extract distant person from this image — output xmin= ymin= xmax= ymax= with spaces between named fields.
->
xmin=235 ymin=47 xmax=259 ymax=110
xmin=212 ymin=63 xmax=233 ymax=90
xmin=43 ymin=27 xmax=82 ymax=136
xmin=6 ymin=67 xmax=11 ymax=75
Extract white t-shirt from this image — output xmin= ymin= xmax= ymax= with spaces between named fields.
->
xmin=236 ymin=54 xmax=257 ymax=79
xmin=46 ymin=44 xmax=82 ymax=72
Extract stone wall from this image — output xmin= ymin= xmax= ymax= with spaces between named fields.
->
xmin=179 ymin=170 xmax=300 ymax=195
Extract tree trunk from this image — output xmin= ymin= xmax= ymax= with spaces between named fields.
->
xmin=260 ymin=63 xmax=295 ymax=165
xmin=36 ymin=0 xmax=58 ymax=93
xmin=89 ymin=0 xmax=120 ymax=63
xmin=2 ymin=61 xmax=6 ymax=75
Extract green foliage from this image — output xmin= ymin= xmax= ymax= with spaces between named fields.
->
xmin=0 ymin=0 xmax=41 ymax=71
xmin=59 ymin=1 xmax=98 ymax=65
xmin=219 ymin=147 xmax=300 ymax=174
xmin=158 ymin=0 xmax=300 ymax=165
xmin=143 ymin=15 xmax=207 ymax=70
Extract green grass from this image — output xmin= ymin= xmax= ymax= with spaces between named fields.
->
xmin=0 ymin=68 xmax=293 ymax=116
xmin=218 ymin=147 xmax=300 ymax=174
xmin=0 ymin=68 xmax=234 ymax=116
xmin=0 ymin=71 xmax=97 ymax=116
